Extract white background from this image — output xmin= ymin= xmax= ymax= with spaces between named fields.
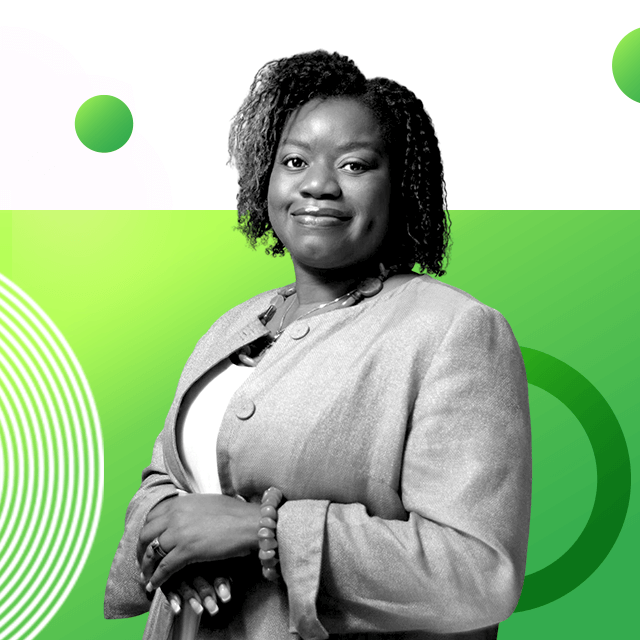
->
xmin=0 ymin=1 xmax=638 ymax=210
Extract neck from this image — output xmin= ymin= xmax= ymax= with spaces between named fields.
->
xmin=292 ymin=258 xmax=383 ymax=307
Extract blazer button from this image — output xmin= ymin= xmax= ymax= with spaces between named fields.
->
xmin=289 ymin=323 xmax=310 ymax=340
xmin=236 ymin=399 xmax=256 ymax=420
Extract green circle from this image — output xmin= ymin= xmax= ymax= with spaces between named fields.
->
xmin=74 ymin=95 xmax=133 ymax=153
xmin=515 ymin=348 xmax=631 ymax=612
xmin=612 ymin=28 xmax=640 ymax=103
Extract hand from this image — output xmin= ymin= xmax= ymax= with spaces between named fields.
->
xmin=138 ymin=494 xmax=261 ymax=591
xmin=161 ymin=571 xmax=232 ymax=618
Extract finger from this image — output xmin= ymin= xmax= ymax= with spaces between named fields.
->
xmin=214 ymin=577 xmax=231 ymax=604
xmin=178 ymin=579 xmax=203 ymax=615
xmin=139 ymin=536 xmax=170 ymax=582
xmin=139 ymin=544 xmax=159 ymax=582
xmin=136 ymin=516 xmax=170 ymax=560
xmin=146 ymin=550 xmax=188 ymax=593
xmin=137 ymin=519 xmax=168 ymax=566
xmin=202 ymin=594 xmax=219 ymax=617
xmin=192 ymin=575 xmax=219 ymax=616
xmin=166 ymin=592 xmax=182 ymax=616
xmin=140 ymin=509 xmax=169 ymax=541
xmin=140 ymin=530 xmax=179 ymax=582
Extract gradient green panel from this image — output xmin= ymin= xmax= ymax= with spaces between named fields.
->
xmin=1 ymin=211 xmax=638 ymax=639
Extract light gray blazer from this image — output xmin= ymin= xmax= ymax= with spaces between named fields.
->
xmin=105 ymin=275 xmax=531 ymax=640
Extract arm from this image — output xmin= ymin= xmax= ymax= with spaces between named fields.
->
xmin=104 ymin=429 xmax=180 ymax=618
xmin=104 ymin=310 xmax=238 ymax=619
xmin=104 ymin=298 xmax=273 ymax=618
xmin=106 ymin=431 xmax=252 ymax=620
xmin=277 ymin=305 xmax=532 ymax=639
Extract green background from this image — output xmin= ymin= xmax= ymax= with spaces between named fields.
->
xmin=0 ymin=210 xmax=637 ymax=638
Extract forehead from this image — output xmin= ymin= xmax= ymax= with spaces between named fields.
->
xmin=279 ymin=98 xmax=385 ymax=151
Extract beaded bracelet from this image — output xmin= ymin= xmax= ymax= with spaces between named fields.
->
xmin=258 ymin=487 xmax=284 ymax=581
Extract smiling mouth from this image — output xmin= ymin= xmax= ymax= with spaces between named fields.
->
xmin=290 ymin=207 xmax=352 ymax=223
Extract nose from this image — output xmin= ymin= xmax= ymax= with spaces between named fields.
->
xmin=299 ymin=163 xmax=341 ymax=199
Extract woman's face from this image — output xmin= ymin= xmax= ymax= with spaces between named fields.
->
xmin=267 ymin=98 xmax=392 ymax=273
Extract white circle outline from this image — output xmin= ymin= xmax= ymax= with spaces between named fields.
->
xmin=0 ymin=274 xmax=103 ymax=640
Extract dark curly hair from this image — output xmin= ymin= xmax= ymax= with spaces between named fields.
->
xmin=228 ymin=50 xmax=450 ymax=276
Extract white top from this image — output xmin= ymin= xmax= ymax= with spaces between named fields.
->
xmin=176 ymin=357 xmax=255 ymax=493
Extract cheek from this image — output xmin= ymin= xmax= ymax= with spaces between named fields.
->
xmin=266 ymin=172 xmax=276 ymax=208
xmin=366 ymin=183 xmax=392 ymax=229
xmin=266 ymin=176 xmax=281 ymax=225
xmin=267 ymin=170 xmax=290 ymax=214
xmin=266 ymin=175 xmax=294 ymax=245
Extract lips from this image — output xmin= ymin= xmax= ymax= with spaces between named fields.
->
xmin=291 ymin=206 xmax=352 ymax=221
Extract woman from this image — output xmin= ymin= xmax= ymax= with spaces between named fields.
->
xmin=105 ymin=50 xmax=531 ymax=640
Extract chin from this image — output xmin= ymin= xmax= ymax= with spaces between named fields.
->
xmin=288 ymin=239 xmax=381 ymax=273
xmin=290 ymin=242 xmax=344 ymax=268
xmin=296 ymin=255 xmax=346 ymax=271
xmin=297 ymin=252 xmax=381 ymax=275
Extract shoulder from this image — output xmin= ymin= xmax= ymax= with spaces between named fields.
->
xmin=170 ymin=286 xmax=283 ymax=398
xmin=212 ymin=287 xmax=280 ymax=327
xmin=183 ymin=286 xmax=282 ymax=362
xmin=400 ymin=280 xmax=527 ymax=399
xmin=408 ymin=275 xmax=487 ymax=308
xmin=392 ymin=275 xmax=508 ymax=330
xmin=377 ymin=276 xmax=523 ymax=365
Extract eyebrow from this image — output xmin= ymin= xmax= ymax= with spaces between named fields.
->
xmin=280 ymin=139 xmax=383 ymax=153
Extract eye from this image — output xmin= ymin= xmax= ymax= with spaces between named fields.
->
xmin=342 ymin=161 xmax=369 ymax=173
xmin=283 ymin=156 xmax=307 ymax=169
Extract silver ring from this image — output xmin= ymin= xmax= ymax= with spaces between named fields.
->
xmin=150 ymin=537 xmax=167 ymax=558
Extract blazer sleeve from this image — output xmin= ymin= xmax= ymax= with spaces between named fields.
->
xmin=104 ymin=429 xmax=180 ymax=619
xmin=276 ymin=304 xmax=532 ymax=640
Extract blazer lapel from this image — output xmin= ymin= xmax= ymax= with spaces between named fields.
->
xmin=162 ymin=308 xmax=273 ymax=494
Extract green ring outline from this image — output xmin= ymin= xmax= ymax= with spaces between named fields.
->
xmin=515 ymin=348 xmax=631 ymax=612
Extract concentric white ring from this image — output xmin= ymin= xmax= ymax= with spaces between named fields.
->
xmin=0 ymin=274 xmax=103 ymax=640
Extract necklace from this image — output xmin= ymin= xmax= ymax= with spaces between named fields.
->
xmin=236 ymin=289 xmax=354 ymax=367
xmin=271 ymin=290 xmax=353 ymax=341
xmin=236 ymin=262 xmax=407 ymax=367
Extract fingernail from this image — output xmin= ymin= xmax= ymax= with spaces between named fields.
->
xmin=168 ymin=593 xmax=181 ymax=615
xmin=139 ymin=572 xmax=145 ymax=583
xmin=203 ymin=595 xmax=219 ymax=616
xmin=189 ymin=598 xmax=203 ymax=615
xmin=217 ymin=583 xmax=231 ymax=603
xmin=145 ymin=582 xmax=154 ymax=593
